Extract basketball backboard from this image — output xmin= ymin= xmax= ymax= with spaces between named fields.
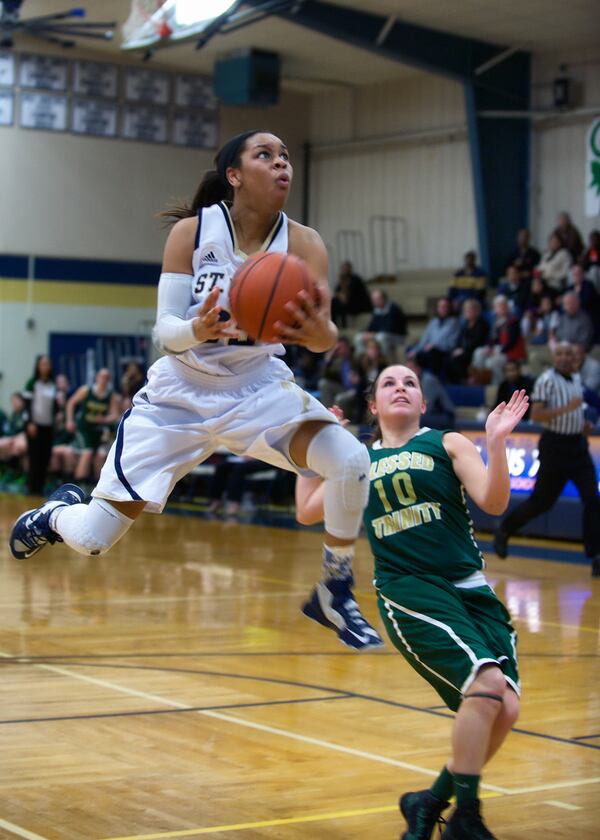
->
xmin=121 ymin=0 xmax=239 ymax=51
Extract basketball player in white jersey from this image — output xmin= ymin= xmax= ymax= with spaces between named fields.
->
xmin=9 ymin=130 xmax=383 ymax=651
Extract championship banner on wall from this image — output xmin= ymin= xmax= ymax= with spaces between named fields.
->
xmin=586 ymin=117 xmax=600 ymax=218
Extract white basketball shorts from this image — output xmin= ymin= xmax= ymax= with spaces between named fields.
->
xmin=93 ymin=354 xmax=336 ymax=513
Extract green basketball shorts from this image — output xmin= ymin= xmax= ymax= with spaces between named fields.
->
xmin=377 ymin=574 xmax=520 ymax=712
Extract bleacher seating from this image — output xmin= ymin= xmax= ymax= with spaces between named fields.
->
xmin=338 ymin=267 xmax=454 ymax=347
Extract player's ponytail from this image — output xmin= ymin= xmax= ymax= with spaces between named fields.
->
xmin=157 ymin=171 xmax=230 ymax=226
xmin=192 ymin=169 xmax=232 ymax=209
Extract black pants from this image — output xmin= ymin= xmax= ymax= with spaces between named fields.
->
xmin=416 ymin=348 xmax=446 ymax=377
xmin=26 ymin=424 xmax=54 ymax=495
xmin=501 ymin=431 xmax=600 ymax=558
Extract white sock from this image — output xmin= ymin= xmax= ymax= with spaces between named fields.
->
xmin=322 ymin=543 xmax=355 ymax=582
xmin=51 ymin=498 xmax=134 ymax=556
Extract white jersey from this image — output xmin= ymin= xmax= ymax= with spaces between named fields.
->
xmin=175 ymin=200 xmax=287 ymax=378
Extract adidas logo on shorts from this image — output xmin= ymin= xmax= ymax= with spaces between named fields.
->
xmin=202 ymin=250 xmax=218 ymax=264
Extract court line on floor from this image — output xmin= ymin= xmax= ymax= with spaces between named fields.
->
xmin=98 ymin=804 xmax=402 ymax=840
xmin=15 ymin=656 xmax=600 ymax=797
xmin=544 ymin=800 xmax=582 ymax=811
xmin=97 ymin=787 xmax=505 ymax=840
xmin=4 ymin=653 xmax=600 ymax=812
xmin=573 ymin=733 xmax=600 ymax=740
xmin=6 ymin=658 xmax=600 ymax=751
xmin=1 ymin=650 xmax=598 ymax=660
xmin=0 ymin=694 xmax=351 ymax=726
xmin=0 ymin=653 xmax=506 ymax=794
xmin=96 ymin=789 xmax=576 ymax=840
xmin=0 ymin=816 xmax=50 ymax=840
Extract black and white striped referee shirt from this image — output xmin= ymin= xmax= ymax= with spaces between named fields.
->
xmin=531 ymin=367 xmax=584 ymax=435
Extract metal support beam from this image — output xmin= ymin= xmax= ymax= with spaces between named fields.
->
xmin=475 ymin=44 xmax=525 ymax=76
xmin=465 ymin=51 xmax=531 ymax=281
xmin=376 ymin=15 xmax=396 ymax=47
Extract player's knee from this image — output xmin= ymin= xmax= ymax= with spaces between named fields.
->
xmin=465 ymin=666 xmax=507 ymax=709
xmin=305 ymin=424 xmax=370 ymax=513
xmin=502 ymin=689 xmax=520 ymax=727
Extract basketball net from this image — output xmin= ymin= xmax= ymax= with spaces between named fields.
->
xmin=122 ymin=0 xmax=171 ymax=44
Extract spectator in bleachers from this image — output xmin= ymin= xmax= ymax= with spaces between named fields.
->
xmin=583 ymin=230 xmax=600 ymax=287
xmin=471 ymin=295 xmax=527 ymax=384
xmin=120 ymin=361 xmax=145 ymax=410
xmin=317 ymin=337 xmax=355 ymax=408
xmin=521 ymin=294 xmax=555 ymax=345
xmin=505 ymin=228 xmax=540 ymax=282
xmin=408 ymin=296 xmax=460 ymax=376
xmin=446 ymin=298 xmax=490 ymax=383
xmin=525 ymin=273 xmax=551 ymax=312
xmin=536 ymin=233 xmax=572 ymax=293
xmin=496 ymin=361 xmax=534 ymax=420
xmin=405 ymin=358 xmax=455 ymax=430
xmin=497 ymin=264 xmax=530 ymax=317
xmin=49 ymin=374 xmax=76 ymax=485
xmin=23 ymin=355 xmax=59 ymax=495
xmin=331 ymin=261 xmax=372 ymax=328
xmin=0 ymin=392 xmax=28 ymax=464
xmin=572 ymin=343 xmax=600 ymax=392
xmin=448 ymin=250 xmax=487 ymax=312
xmin=55 ymin=373 xmax=71 ymax=409
xmin=565 ymin=264 xmax=600 ymax=337
xmin=553 ymin=211 xmax=584 ymax=261
xmin=549 ymin=292 xmax=594 ymax=351
xmin=330 ymin=339 xmax=390 ymax=425
xmin=358 ymin=337 xmax=388 ymax=388
xmin=354 ymin=289 xmax=406 ymax=360
xmin=290 ymin=347 xmax=323 ymax=392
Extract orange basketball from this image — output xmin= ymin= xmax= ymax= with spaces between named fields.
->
xmin=229 ymin=252 xmax=319 ymax=343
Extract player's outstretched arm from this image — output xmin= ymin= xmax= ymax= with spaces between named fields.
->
xmin=295 ymin=475 xmax=325 ymax=525
xmin=445 ymin=389 xmax=529 ymax=515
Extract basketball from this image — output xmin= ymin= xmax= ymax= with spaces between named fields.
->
xmin=229 ymin=252 xmax=319 ymax=343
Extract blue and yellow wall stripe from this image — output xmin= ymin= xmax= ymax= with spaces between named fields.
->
xmin=0 ymin=254 xmax=160 ymax=308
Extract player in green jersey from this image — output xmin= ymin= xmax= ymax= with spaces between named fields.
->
xmin=66 ymin=369 xmax=121 ymax=484
xmin=296 ymin=366 xmax=528 ymax=840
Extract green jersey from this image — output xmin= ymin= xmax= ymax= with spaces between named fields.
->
xmin=75 ymin=386 xmax=113 ymax=450
xmin=364 ymin=428 xmax=484 ymax=586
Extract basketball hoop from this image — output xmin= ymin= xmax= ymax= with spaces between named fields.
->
xmin=122 ymin=0 xmax=169 ymax=45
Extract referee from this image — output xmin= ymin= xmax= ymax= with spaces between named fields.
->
xmin=494 ymin=342 xmax=600 ymax=576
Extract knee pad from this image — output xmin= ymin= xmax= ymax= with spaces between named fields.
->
xmin=307 ymin=424 xmax=370 ymax=509
xmin=306 ymin=425 xmax=371 ymax=540
xmin=54 ymin=498 xmax=134 ymax=557
xmin=339 ymin=445 xmax=371 ymax=512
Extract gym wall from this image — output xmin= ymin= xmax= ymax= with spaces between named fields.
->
xmin=0 ymin=44 xmax=309 ymax=405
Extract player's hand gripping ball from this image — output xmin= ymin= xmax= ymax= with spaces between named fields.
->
xmin=229 ymin=252 xmax=319 ymax=343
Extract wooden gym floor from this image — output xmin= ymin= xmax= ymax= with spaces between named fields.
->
xmin=0 ymin=493 xmax=598 ymax=840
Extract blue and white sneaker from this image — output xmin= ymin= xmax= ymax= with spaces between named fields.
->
xmin=8 ymin=484 xmax=85 ymax=560
xmin=302 ymin=577 xmax=384 ymax=650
